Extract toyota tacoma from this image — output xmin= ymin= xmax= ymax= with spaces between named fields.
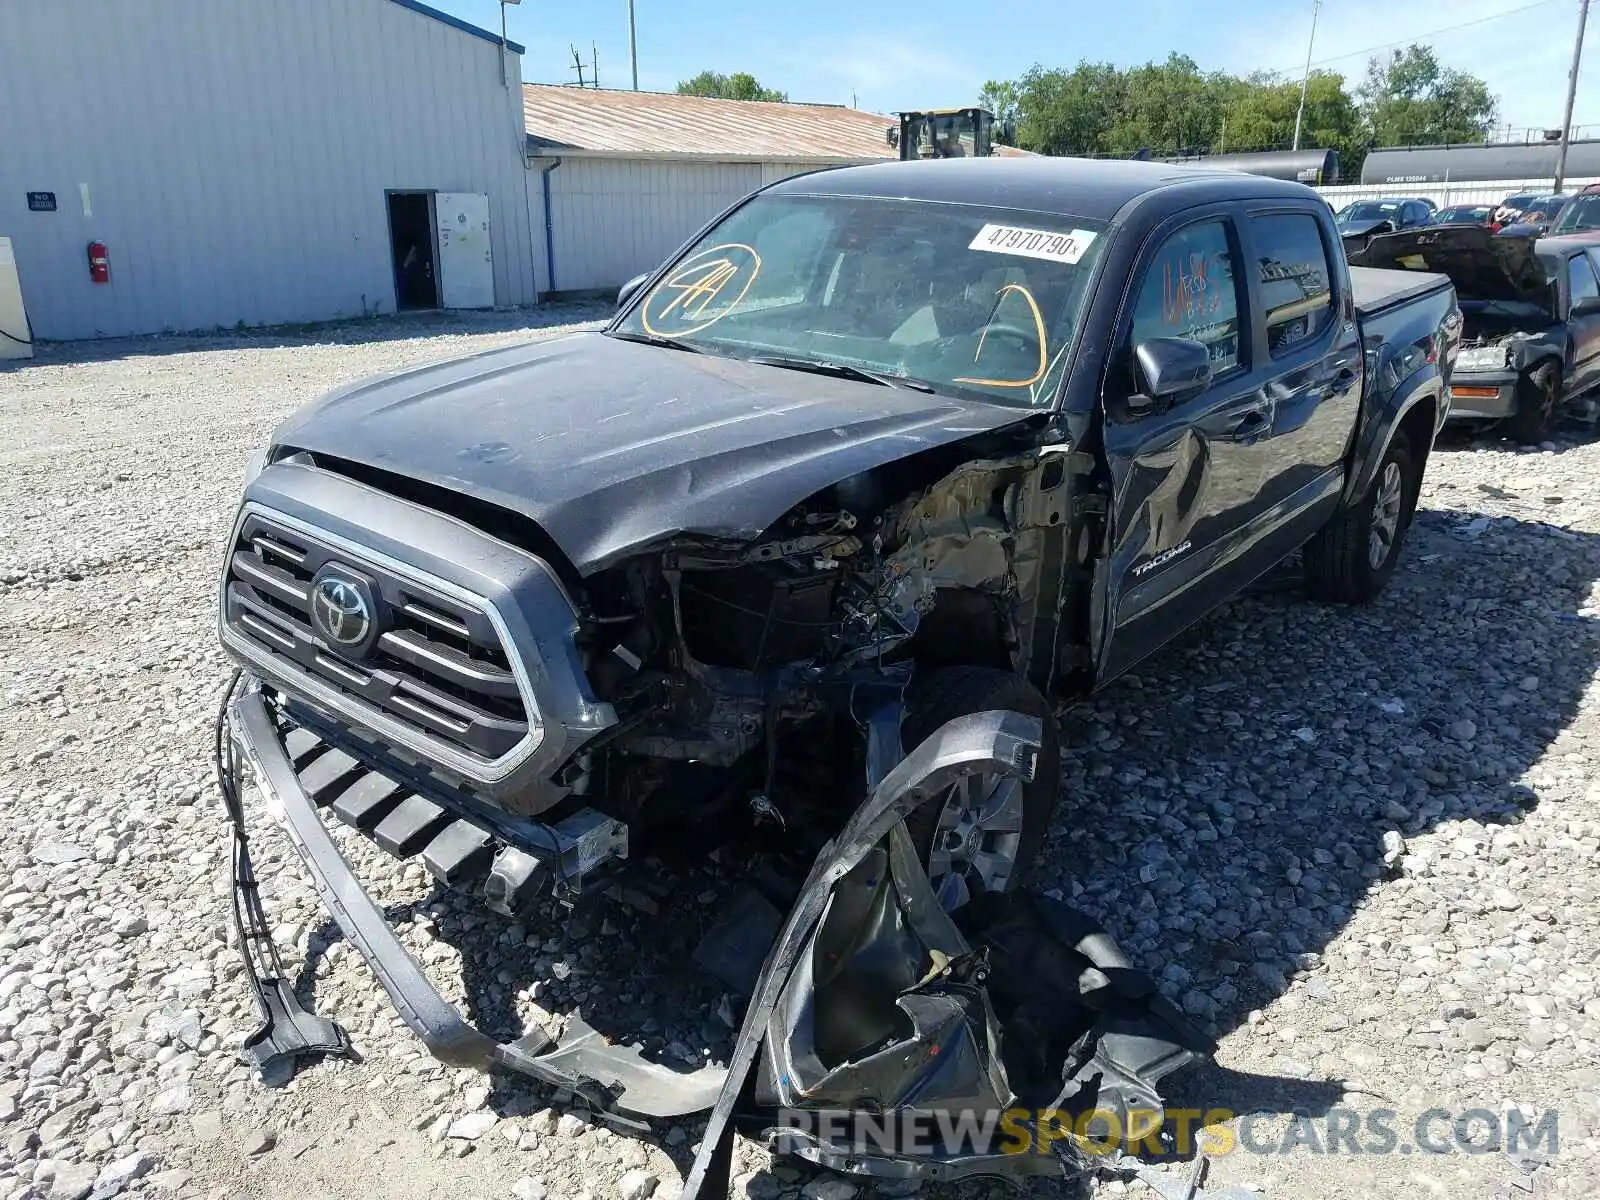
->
xmin=215 ymin=158 xmax=1460 ymax=1194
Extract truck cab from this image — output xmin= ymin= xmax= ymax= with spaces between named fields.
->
xmin=889 ymin=106 xmax=1012 ymax=159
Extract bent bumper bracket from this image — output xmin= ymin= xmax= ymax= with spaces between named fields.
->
xmin=222 ymin=686 xmax=727 ymax=1119
xmin=217 ymin=687 xmax=355 ymax=1080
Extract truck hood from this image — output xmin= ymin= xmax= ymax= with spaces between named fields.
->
xmin=273 ymin=331 xmax=1030 ymax=573
xmin=1348 ymin=224 xmax=1550 ymax=304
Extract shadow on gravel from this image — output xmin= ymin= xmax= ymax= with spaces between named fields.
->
xmin=0 ymin=306 xmax=608 ymax=370
xmin=1051 ymin=503 xmax=1600 ymax=1148
xmin=285 ymin=503 xmax=1600 ymax=1197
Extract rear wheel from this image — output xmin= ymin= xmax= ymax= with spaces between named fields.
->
xmin=900 ymin=666 xmax=1060 ymax=912
xmin=1507 ymin=363 xmax=1560 ymax=446
xmin=1303 ymin=429 xmax=1419 ymax=604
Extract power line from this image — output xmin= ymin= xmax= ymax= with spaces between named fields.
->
xmin=1267 ymin=0 xmax=1564 ymax=76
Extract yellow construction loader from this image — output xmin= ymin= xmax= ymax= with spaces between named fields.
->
xmin=888 ymin=107 xmax=1015 ymax=159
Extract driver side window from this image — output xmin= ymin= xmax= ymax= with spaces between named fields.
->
xmin=1569 ymin=254 xmax=1599 ymax=306
xmin=1129 ymin=218 xmax=1244 ymax=377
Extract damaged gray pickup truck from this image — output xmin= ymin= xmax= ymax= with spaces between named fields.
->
xmin=1351 ymin=223 xmax=1600 ymax=443
xmin=214 ymin=158 xmax=1461 ymax=1194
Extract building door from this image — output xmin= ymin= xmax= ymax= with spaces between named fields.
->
xmin=435 ymin=192 xmax=494 ymax=309
xmin=387 ymin=192 xmax=438 ymax=311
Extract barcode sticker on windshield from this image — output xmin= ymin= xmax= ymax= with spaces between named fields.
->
xmin=969 ymin=223 xmax=1096 ymax=264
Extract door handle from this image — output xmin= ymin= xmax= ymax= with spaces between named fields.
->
xmin=1227 ymin=411 xmax=1270 ymax=443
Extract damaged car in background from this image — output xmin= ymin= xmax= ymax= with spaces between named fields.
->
xmin=1334 ymin=196 xmax=1435 ymax=254
xmin=1352 ymin=223 xmax=1600 ymax=443
xmin=214 ymin=158 xmax=1460 ymax=1195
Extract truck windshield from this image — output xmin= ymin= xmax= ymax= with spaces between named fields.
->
xmin=1552 ymin=194 xmax=1600 ymax=234
xmin=1340 ymin=202 xmax=1401 ymax=222
xmin=610 ymin=193 xmax=1108 ymax=410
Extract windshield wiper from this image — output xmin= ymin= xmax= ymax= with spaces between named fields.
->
xmin=607 ymin=329 xmax=704 ymax=353
xmin=747 ymin=355 xmax=936 ymax=392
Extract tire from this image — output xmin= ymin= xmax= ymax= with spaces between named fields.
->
xmin=900 ymin=666 xmax=1061 ymax=912
xmin=1303 ymin=428 xmax=1419 ymax=605
xmin=1507 ymin=362 xmax=1560 ymax=446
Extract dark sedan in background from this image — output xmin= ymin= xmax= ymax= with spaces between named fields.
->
xmin=1430 ymin=203 xmax=1498 ymax=228
xmin=1336 ymin=197 xmax=1435 ymax=253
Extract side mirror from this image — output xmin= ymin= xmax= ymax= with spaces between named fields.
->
xmin=1573 ymin=296 xmax=1600 ymax=317
xmin=1129 ymin=337 xmax=1212 ymax=413
xmin=616 ymin=272 xmax=651 ymax=310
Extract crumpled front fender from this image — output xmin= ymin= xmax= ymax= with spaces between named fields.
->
xmin=681 ymin=708 xmax=1213 ymax=1195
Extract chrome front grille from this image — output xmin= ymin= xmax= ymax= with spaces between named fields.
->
xmin=222 ymin=511 xmax=535 ymax=767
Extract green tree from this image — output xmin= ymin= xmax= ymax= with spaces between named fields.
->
xmin=1220 ymin=70 xmax=1364 ymax=172
xmin=1108 ymin=54 xmax=1232 ymax=156
xmin=1008 ymin=61 xmax=1127 ymax=157
xmin=675 ymin=71 xmax=788 ymax=103
xmin=978 ymin=79 xmax=1021 ymax=127
xmin=1358 ymin=45 xmax=1498 ymax=145
xmin=988 ymin=48 xmax=1499 ymax=182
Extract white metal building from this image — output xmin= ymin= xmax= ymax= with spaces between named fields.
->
xmin=1 ymin=0 xmax=538 ymax=341
xmin=520 ymin=87 xmax=904 ymax=296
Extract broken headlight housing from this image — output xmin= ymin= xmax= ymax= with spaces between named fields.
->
xmin=1455 ymin=343 xmax=1512 ymax=372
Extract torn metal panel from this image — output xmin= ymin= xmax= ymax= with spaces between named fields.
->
xmin=679 ymin=709 xmax=1048 ymax=1198
xmin=680 ymin=707 xmax=1211 ymax=1196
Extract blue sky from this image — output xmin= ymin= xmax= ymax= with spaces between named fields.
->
xmin=432 ymin=0 xmax=1595 ymax=136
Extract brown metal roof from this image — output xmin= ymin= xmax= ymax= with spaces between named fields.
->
xmin=522 ymin=85 xmax=898 ymax=162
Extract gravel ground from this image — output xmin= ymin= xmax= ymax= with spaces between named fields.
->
xmin=1 ymin=311 xmax=1598 ymax=1200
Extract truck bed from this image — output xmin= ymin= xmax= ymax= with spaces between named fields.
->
xmin=1349 ymin=265 xmax=1453 ymax=319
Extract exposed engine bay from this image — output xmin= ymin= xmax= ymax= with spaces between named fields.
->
xmin=1453 ymin=307 xmax=1561 ymax=375
xmin=508 ymin=439 xmax=1098 ymax=868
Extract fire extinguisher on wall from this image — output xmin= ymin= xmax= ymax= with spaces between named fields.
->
xmin=87 ymin=241 xmax=110 ymax=284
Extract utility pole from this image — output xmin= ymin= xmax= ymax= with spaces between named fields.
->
xmin=1556 ymin=0 xmax=1591 ymax=192
xmin=1292 ymin=0 xmax=1323 ymax=151
xmin=497 ymin=0 xmax=521 ymax=89
xmin=628 ymin=0 xmax=639 ymax=90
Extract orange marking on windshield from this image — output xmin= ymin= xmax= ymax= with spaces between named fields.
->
xmin=955 ymin=283 xmax=1048 ymax=388
xmin=641 ymin=243 xmax=762 ymax=336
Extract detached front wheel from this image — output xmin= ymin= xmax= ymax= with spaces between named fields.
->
xmin=1304 ymin=429 xmax=1419 ymax=604
xmin=900 ymin=666 xmax=1060 ymax=912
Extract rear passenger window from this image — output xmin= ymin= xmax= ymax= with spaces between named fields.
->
xmin=1252 ymin=213 xmax=1335 ymax=356
xmin=1129 ymin=219 xmax=1243 ymax=374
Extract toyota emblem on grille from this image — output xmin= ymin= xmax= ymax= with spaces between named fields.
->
xmin=310 ymin=570 xmax=374 ymax=649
